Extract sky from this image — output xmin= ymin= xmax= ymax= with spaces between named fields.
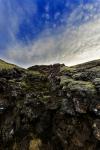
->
xmin=0 ymin=0 xmax=100 ymax=67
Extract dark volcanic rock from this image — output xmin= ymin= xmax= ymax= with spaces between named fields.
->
xmin=0 ymin=59 xmax=100 ymax=150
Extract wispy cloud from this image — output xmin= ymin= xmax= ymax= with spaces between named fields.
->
xmin=0 ymin=0 xmax=37 ymax=48
xmin=1 ymin=1 xmax=100 ymax=67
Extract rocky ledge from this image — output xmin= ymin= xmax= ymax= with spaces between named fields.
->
xmin=0 ymin=59 xmax=100 ymax=150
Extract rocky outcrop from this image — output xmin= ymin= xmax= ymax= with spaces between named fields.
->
xmin=0 ymin=59 xmax=100 ymax=150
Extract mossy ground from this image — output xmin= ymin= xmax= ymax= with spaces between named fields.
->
xmin=0 ymin=59 xmax=100 ymax=150
xmin=68 ymin=80 xmax=96 ymax=93
xmin=60 ymin=66 xmax=77 ymax=74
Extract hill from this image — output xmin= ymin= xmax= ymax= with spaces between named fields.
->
xmin=0 ymin=59 xmax=100 ymax=150
xmin=0 ymin=59 xmax=17 ymax=69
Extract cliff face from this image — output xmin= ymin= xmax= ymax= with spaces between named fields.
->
xmin=0 ymin=59 xmax=100 ymax=150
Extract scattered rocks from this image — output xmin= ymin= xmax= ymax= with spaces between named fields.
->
xmin=0 ymin=59 xmax=100 ymax=150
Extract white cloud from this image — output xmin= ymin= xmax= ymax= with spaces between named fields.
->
xmin=4 ymin=1 xmax=100 ymax=67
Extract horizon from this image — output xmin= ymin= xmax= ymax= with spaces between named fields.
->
xmin=1 ymin=57 xmax=100 ymax=69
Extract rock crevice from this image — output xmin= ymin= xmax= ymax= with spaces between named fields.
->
xmin=0 ymin=59 xmax=100 ymax=150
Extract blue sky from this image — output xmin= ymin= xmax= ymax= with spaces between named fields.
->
xmin=0 ymin=0 xmax=100 ymax=66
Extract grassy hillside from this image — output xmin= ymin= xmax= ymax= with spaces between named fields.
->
xmin=0 ymin=59 xmax=18 ymax=70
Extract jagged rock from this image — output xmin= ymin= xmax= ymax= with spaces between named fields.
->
xmin=0 ymin=59 xmax=100 ymax=150
xmin=60 ymin=98 xmax=75 ymax=115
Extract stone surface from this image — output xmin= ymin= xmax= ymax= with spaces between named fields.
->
xmin=0 ymin=59 xmax=100 ymax=150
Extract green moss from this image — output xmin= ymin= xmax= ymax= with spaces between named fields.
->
xmin=60 ymin=66 xmax=76 ymax=74
xmin=20 ymin=76 xmax=50 ymax=94
xmin=60 ymin=75 xmax=96 ymax=94
xmin=68 ymin=80 xmax=96 ymax=94
xmin=60 ymin=76 xmax=74 ymax=86
xmin=27 ymin=70 xmax=43 ymax=76
xmin=20 ymin=80 xmax=28 ymax=88
xmin=42 ymin=95 xmax=51 ymax=101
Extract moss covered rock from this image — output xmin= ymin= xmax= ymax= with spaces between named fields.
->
xmin=0 ymin=59 xmax=100 ymax=150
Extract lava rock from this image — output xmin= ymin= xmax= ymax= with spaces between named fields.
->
xmin=0 ymin=59 xmax=100 ymax=150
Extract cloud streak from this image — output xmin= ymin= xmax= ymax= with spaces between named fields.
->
xmin=1 ymin=0 xmax=100 ymax=67
xmin=0 ymin=0 xmax=37 ymax=48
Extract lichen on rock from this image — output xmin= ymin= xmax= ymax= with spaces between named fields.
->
xmin=0 ymin=59 xmax=100 ymax=150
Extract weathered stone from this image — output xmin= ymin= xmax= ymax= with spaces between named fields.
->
xmin=0 ymin=59 xmax=100 ymax=150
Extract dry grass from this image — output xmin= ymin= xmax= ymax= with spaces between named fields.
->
xmin=29 ymin=138 xmax=42 ymax=150
xmin=0 ymin=59 xmax=17 ymax=70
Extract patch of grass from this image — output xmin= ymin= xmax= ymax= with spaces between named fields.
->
xmin=68 ymin=80 xmax=96 ymax=94
xmin=60 ymin=75 xmax=96 ymax=94
xmin=60 ymin=76 xmax=74 ymax=86
xmin=27 ymin=70 xmax=44 ymax=77
xmin=60 ymin=66 xmax=77 ymax=74
xmin=0 ymin=59 xmax=17 ymax=70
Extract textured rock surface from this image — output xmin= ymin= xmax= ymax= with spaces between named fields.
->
xmin=0 ymin=59 xmax=100 ymax=150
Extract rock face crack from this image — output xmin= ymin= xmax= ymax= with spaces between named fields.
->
xmin=0 ymin=59 xmax=100 ymax=150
